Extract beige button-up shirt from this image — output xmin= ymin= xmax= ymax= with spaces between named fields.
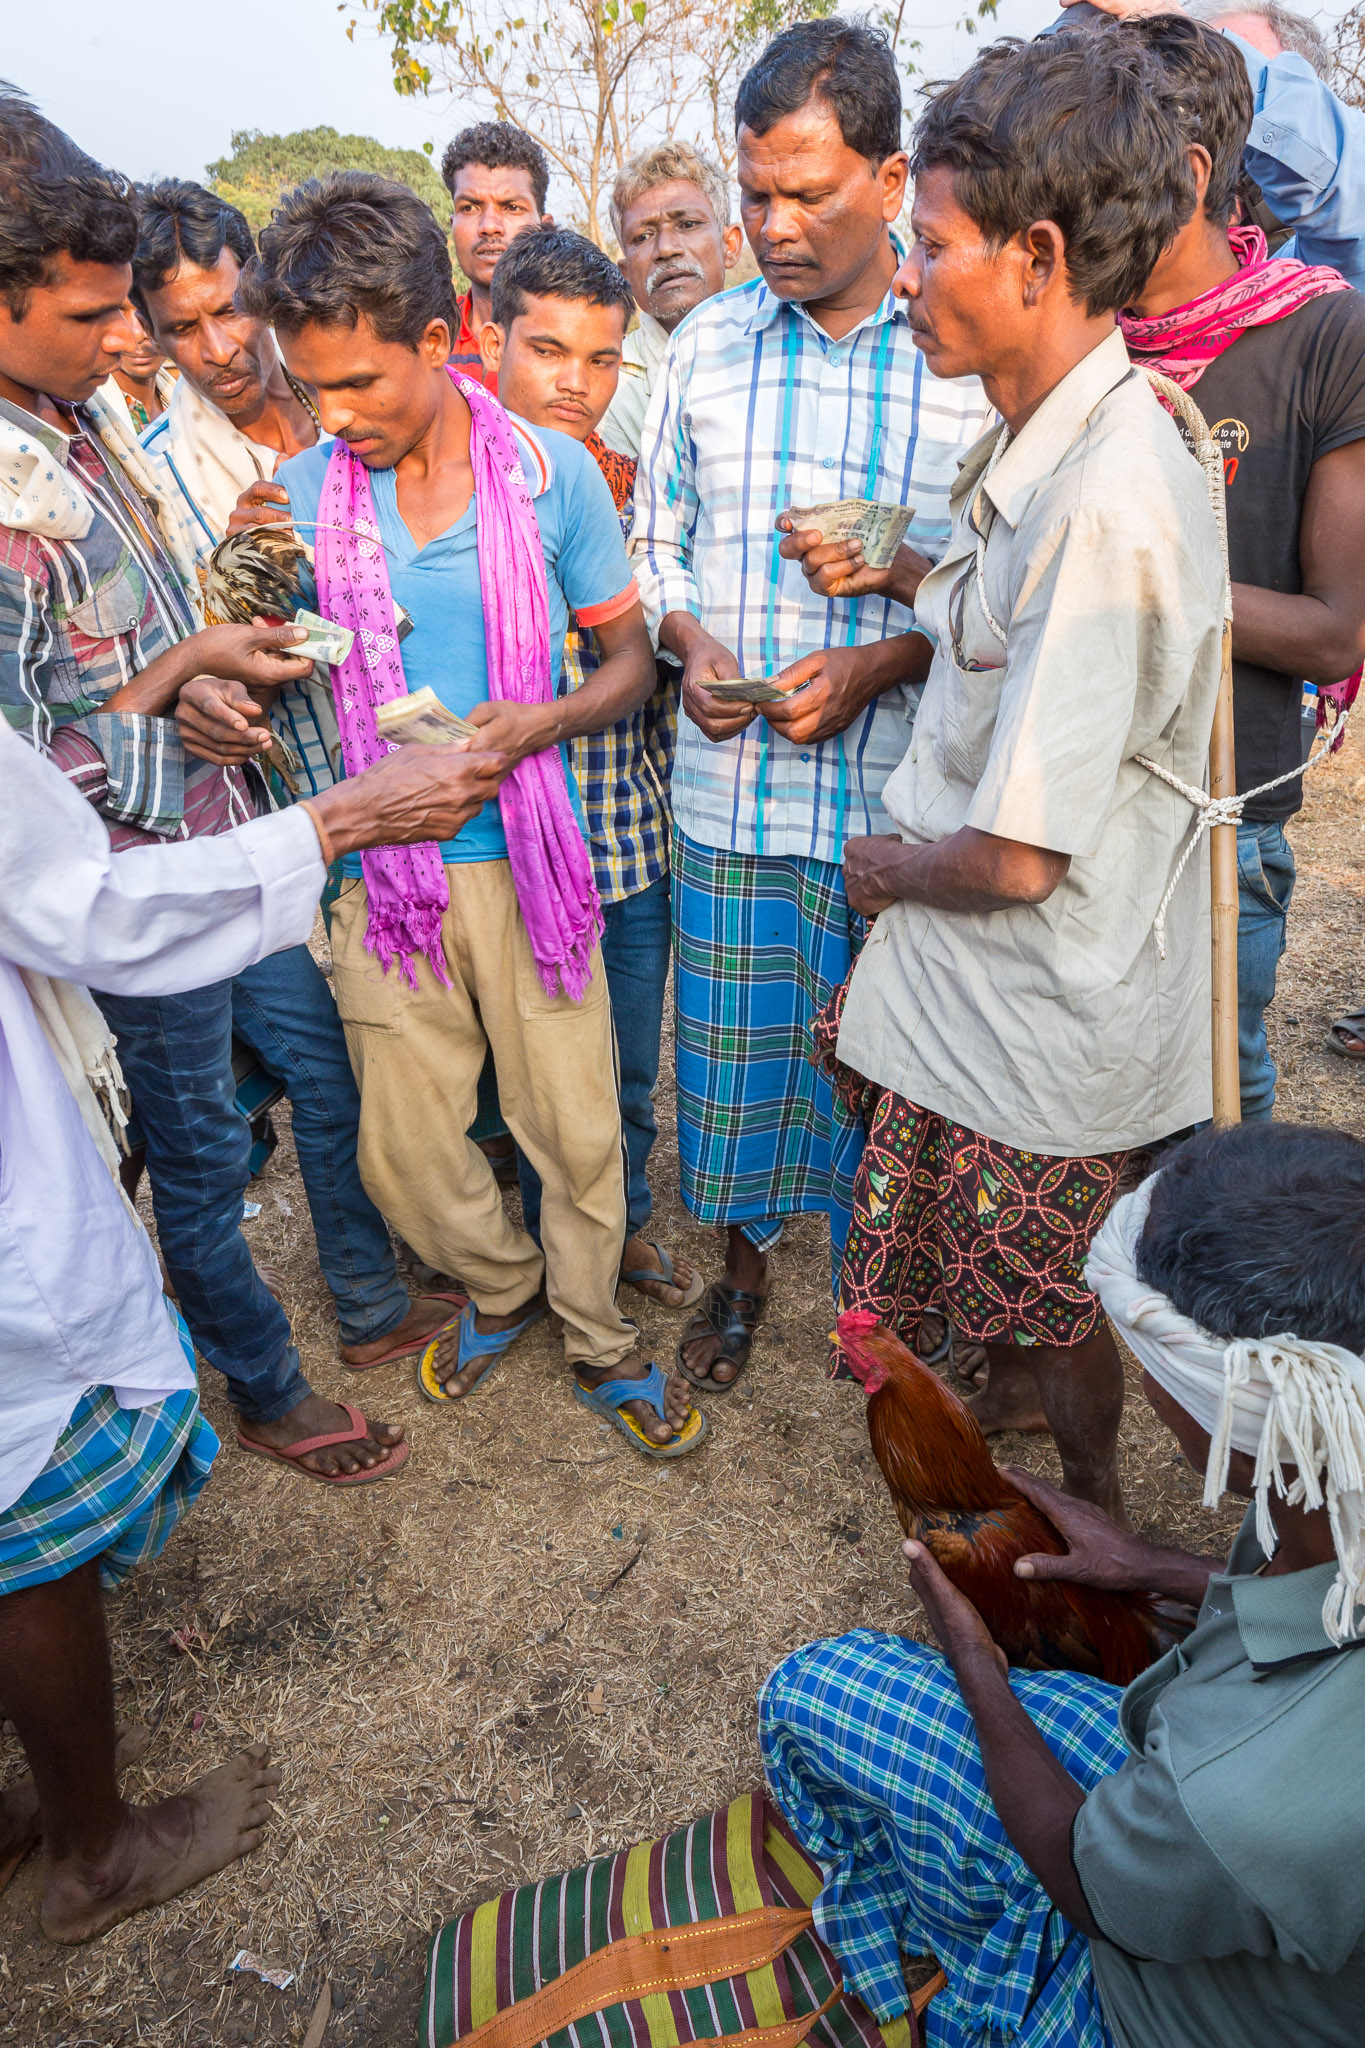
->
xmin=837 ymin=329 xmax=1225 ymax=1157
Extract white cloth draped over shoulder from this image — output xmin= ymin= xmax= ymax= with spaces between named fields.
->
xmin=1088 ymin=1175 xmax=1365 ymax=1645
xmin=0 ymin=719 xmax=324 ymax=1513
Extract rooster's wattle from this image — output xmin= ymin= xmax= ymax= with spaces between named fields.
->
xmin=839 ymin=1311 xmax=1184 ymax=1685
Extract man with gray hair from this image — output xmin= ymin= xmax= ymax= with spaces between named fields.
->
xmin=598 ymin=141 xmax=742 ymax=459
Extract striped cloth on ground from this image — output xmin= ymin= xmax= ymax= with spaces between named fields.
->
xmin=423 ymin=1789 xmax=916 ymax=2048
xmin=0 ymin=1350 xmax=218 ymax=1596
xmin=671 ymin=831 xmax=865 ymax=1259
xmin=760 ymin=1632 xmax=1127 ymax=2048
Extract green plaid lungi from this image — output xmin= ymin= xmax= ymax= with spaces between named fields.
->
xmin=672 ymin=831 xmax=865 ymax=1259
xmin=0 ymin=1347 xmax=218 ymax=1596
xmin=760 ymin=1631 xmax=1127 ymax=2048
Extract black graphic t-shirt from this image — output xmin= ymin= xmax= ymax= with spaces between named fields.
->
xmin=1181 ymin=289 xmax=1365 ymax=822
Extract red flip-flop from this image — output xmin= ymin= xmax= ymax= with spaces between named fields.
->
xmin=235 ymin=1403 xmax=410 ymax=1486
xmin=339 ymin=1290 xmax=470 ymax=1373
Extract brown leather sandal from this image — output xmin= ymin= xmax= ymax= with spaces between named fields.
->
xmin=676 ymin=1281 xmax=767 ymax=1393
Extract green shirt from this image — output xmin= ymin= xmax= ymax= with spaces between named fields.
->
xmin=1073 ymin=1511 xmax=1365 ymax=2046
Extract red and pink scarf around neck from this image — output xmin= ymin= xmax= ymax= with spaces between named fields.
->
xmin=312 ymin=369 xmax=602 ymax=1000
xmin=1120 ymin=223 xmax=1349 ymax=389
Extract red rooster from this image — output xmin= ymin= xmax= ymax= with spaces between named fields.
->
xmin=839 ymin=1311 xmax=1182 ymax=1685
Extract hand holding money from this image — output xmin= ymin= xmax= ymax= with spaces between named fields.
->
xmin=375 ymin=686 xmax=478 ymax=747
xmin=778 ymin=497 xmax=931 ymax=607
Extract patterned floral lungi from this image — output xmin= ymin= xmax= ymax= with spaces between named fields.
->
xmin=811 ymin=986 xmax=1127 ymax=1352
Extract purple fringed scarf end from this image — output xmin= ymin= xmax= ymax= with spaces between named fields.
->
xmin=363 ymin=899 xmax=452 ymax=992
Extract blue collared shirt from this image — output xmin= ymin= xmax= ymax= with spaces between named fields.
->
xmin=629 ymin=272 xmax=993 ymax=863
xmin=1226 ymin=34 xmax=1365 ymax=288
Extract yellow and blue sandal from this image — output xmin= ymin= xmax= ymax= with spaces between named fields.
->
xmin=572 ymin=1360 xmax=708 ymax=1459
xmin=417 ymin=1299 xmax=546 ymax=1403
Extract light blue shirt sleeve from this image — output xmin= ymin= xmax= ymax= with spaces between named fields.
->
xmin=1228 ymin=31 xmax=1365 ymax=290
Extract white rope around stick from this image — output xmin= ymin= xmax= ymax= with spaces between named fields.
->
xmin=1138 ymin=707 xmax=1352 ymax=958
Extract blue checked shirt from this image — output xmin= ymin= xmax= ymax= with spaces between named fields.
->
xmin=562 ymin=625 xmax=678 ymax=903
xmin=629 ymin=274 xmax=994 ymax=863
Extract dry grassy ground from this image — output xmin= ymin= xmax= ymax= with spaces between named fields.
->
xmin=3 ymin=729 xmax=1362 ymax=2048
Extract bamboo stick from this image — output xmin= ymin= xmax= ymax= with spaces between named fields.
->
xmin=1143 ymin=371 xmax=1241 ymax=1129
xmin=1209 ymin=622 xmax=1241 ymax=1125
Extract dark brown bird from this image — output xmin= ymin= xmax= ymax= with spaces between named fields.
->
xmin=838 ymin=1310 xmax=1183 ymax=1685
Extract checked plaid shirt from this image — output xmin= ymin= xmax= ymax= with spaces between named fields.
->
xmin=629 ymin=273 xmax=994 ymax=862
xmin=561 ymin=433 xmax=678 ymax=903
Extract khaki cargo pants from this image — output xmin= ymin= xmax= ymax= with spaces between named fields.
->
xmin=329 ymin=861 xmax=636 ymax=1372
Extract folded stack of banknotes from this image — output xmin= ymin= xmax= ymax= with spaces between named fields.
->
xmin=703 ymin=677 xmax=801 ymax=704
xmin=781 ymin=495 xmax=914 ymax=569
xmin=375 ymin=686 xmax=479 ymax=744
xmin=289 ymin=608 xmax=356 ymax=666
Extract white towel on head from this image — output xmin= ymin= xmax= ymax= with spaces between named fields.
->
xmin=1088 ymin=1175 xmax=1365 ymax=1644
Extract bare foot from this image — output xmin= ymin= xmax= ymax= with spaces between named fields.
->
xmin=236 ymin=1394 xmax=405 ymax=1478
xmin=429 ymin=1288 xmax=548 ymax=1399
xmin=575 ymin=1359 xmax=695 ymax=1444
xmin=681 ymin=1241 xmax=769 ymax=1388
xmin=40 ymin=1744 xmax=279 ymax=1944
xmin=254 ymin=1261 xmax=286 ymax=1303
xmin=0 ymin=1722 xmax=150 ymax=1896
xmin=339 ymin=1294 xmax=464 ymax=1370
xmin=968 ymin=1372 xmax=1049 ymax=1437
xmin=620 ymin=1236 xmax=702 ymax=1311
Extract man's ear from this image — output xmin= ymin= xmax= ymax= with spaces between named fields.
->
xmin=480 ymin=320 xmax=506 ymax=378
xmin=722 ymin=223 xmax=743 ymax=273
xmin=541 ymin=212 xmax=555 ymax=228
xmin=1019 ymin=220 xmax=1066 ymax=309
xmin=879 ymin=150 xmax=911 ymax=225
xmin=421 ymin=317 xmax=454 ymax=366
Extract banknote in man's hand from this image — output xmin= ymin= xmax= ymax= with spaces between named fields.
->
xmin=702 ymin=676 xmax=801 ymax=704
xmin=783 ymin=497 xmax=915 ymax=570
xmin=290 ymin=607 xmax=357 ymax=666
xmin=375 ymin=686 xmax=479 ymax=745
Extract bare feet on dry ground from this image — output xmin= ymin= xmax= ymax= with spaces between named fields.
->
xmin=0 ymin=1723 xmax=152 ymax=1894
xmin=40 ymin=1744 xmax=280 ymax=1945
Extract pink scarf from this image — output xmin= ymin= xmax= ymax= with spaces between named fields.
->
xmin=313 ymin=370 xmax=602 ymax=999
xmin=1121 ymin=224 xmax=1349 ymax=390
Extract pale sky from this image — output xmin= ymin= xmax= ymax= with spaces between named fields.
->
xmin=5 ymin=0 xmax=1348 ymax=218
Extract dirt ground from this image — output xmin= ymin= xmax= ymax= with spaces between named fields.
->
xmin=3 ymin=727 xmax=1362 ymax=2048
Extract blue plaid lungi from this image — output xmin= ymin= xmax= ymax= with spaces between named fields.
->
xmin=0 ymin=1319 xmax=218 ymax=1595
xmin=672 ymin=832 xmax=865 ymax=1260
xmin=760 ymin=1632 xmax=1127 ymax=2048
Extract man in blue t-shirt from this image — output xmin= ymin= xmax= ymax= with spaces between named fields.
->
xmin=215 ymin=173 xmax=704 ymax=1458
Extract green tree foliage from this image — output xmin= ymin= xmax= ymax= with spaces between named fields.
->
xmin=206 ymin=124 xmax=450 ymax=233
xmin=346 ymin=0 xmax=831 ymax=246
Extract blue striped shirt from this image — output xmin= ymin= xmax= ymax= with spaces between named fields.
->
xmin=629 ymin=275 xmax=993 ymax=862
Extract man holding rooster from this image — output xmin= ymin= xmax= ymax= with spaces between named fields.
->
xmin=763 ymin=1120 xmax=1365 ymax=2048
xmin=817 ymin=22 xmax=1225 ymax=1525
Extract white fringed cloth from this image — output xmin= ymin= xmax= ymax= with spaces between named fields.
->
xmin=1088 ymin=1175 xmax=1365 ymax=1645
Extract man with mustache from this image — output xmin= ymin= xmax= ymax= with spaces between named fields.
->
xmin=441 ymin=121 xmax=552 ymax=391
xmin=598 ymin=141 xmax=742 ymax=462
xmin=0 ymin=98 xmax=435 ymax=1487
xmin=631 ymin=18 xmax=993 ymax=1394
xmin=134 ymin=181 xmax=338 ymax=792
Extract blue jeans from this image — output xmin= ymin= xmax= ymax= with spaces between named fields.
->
xmin=1236 ymin=820 xmax=1296 ymax=1123
xmin=95 ymin=943 xmax=409 ymax=1422
xmin=520 ymin=875 xmax=671 ymax=1240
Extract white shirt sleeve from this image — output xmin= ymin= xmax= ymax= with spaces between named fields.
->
xmin=0 ymin=720 xmax=325 ymax=993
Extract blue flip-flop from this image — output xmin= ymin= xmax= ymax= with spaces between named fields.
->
xmin=572 ymin=1360 xmax=708 ymax=1459
xmin=417 ymin=1299 xmax=545 ymax=1403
